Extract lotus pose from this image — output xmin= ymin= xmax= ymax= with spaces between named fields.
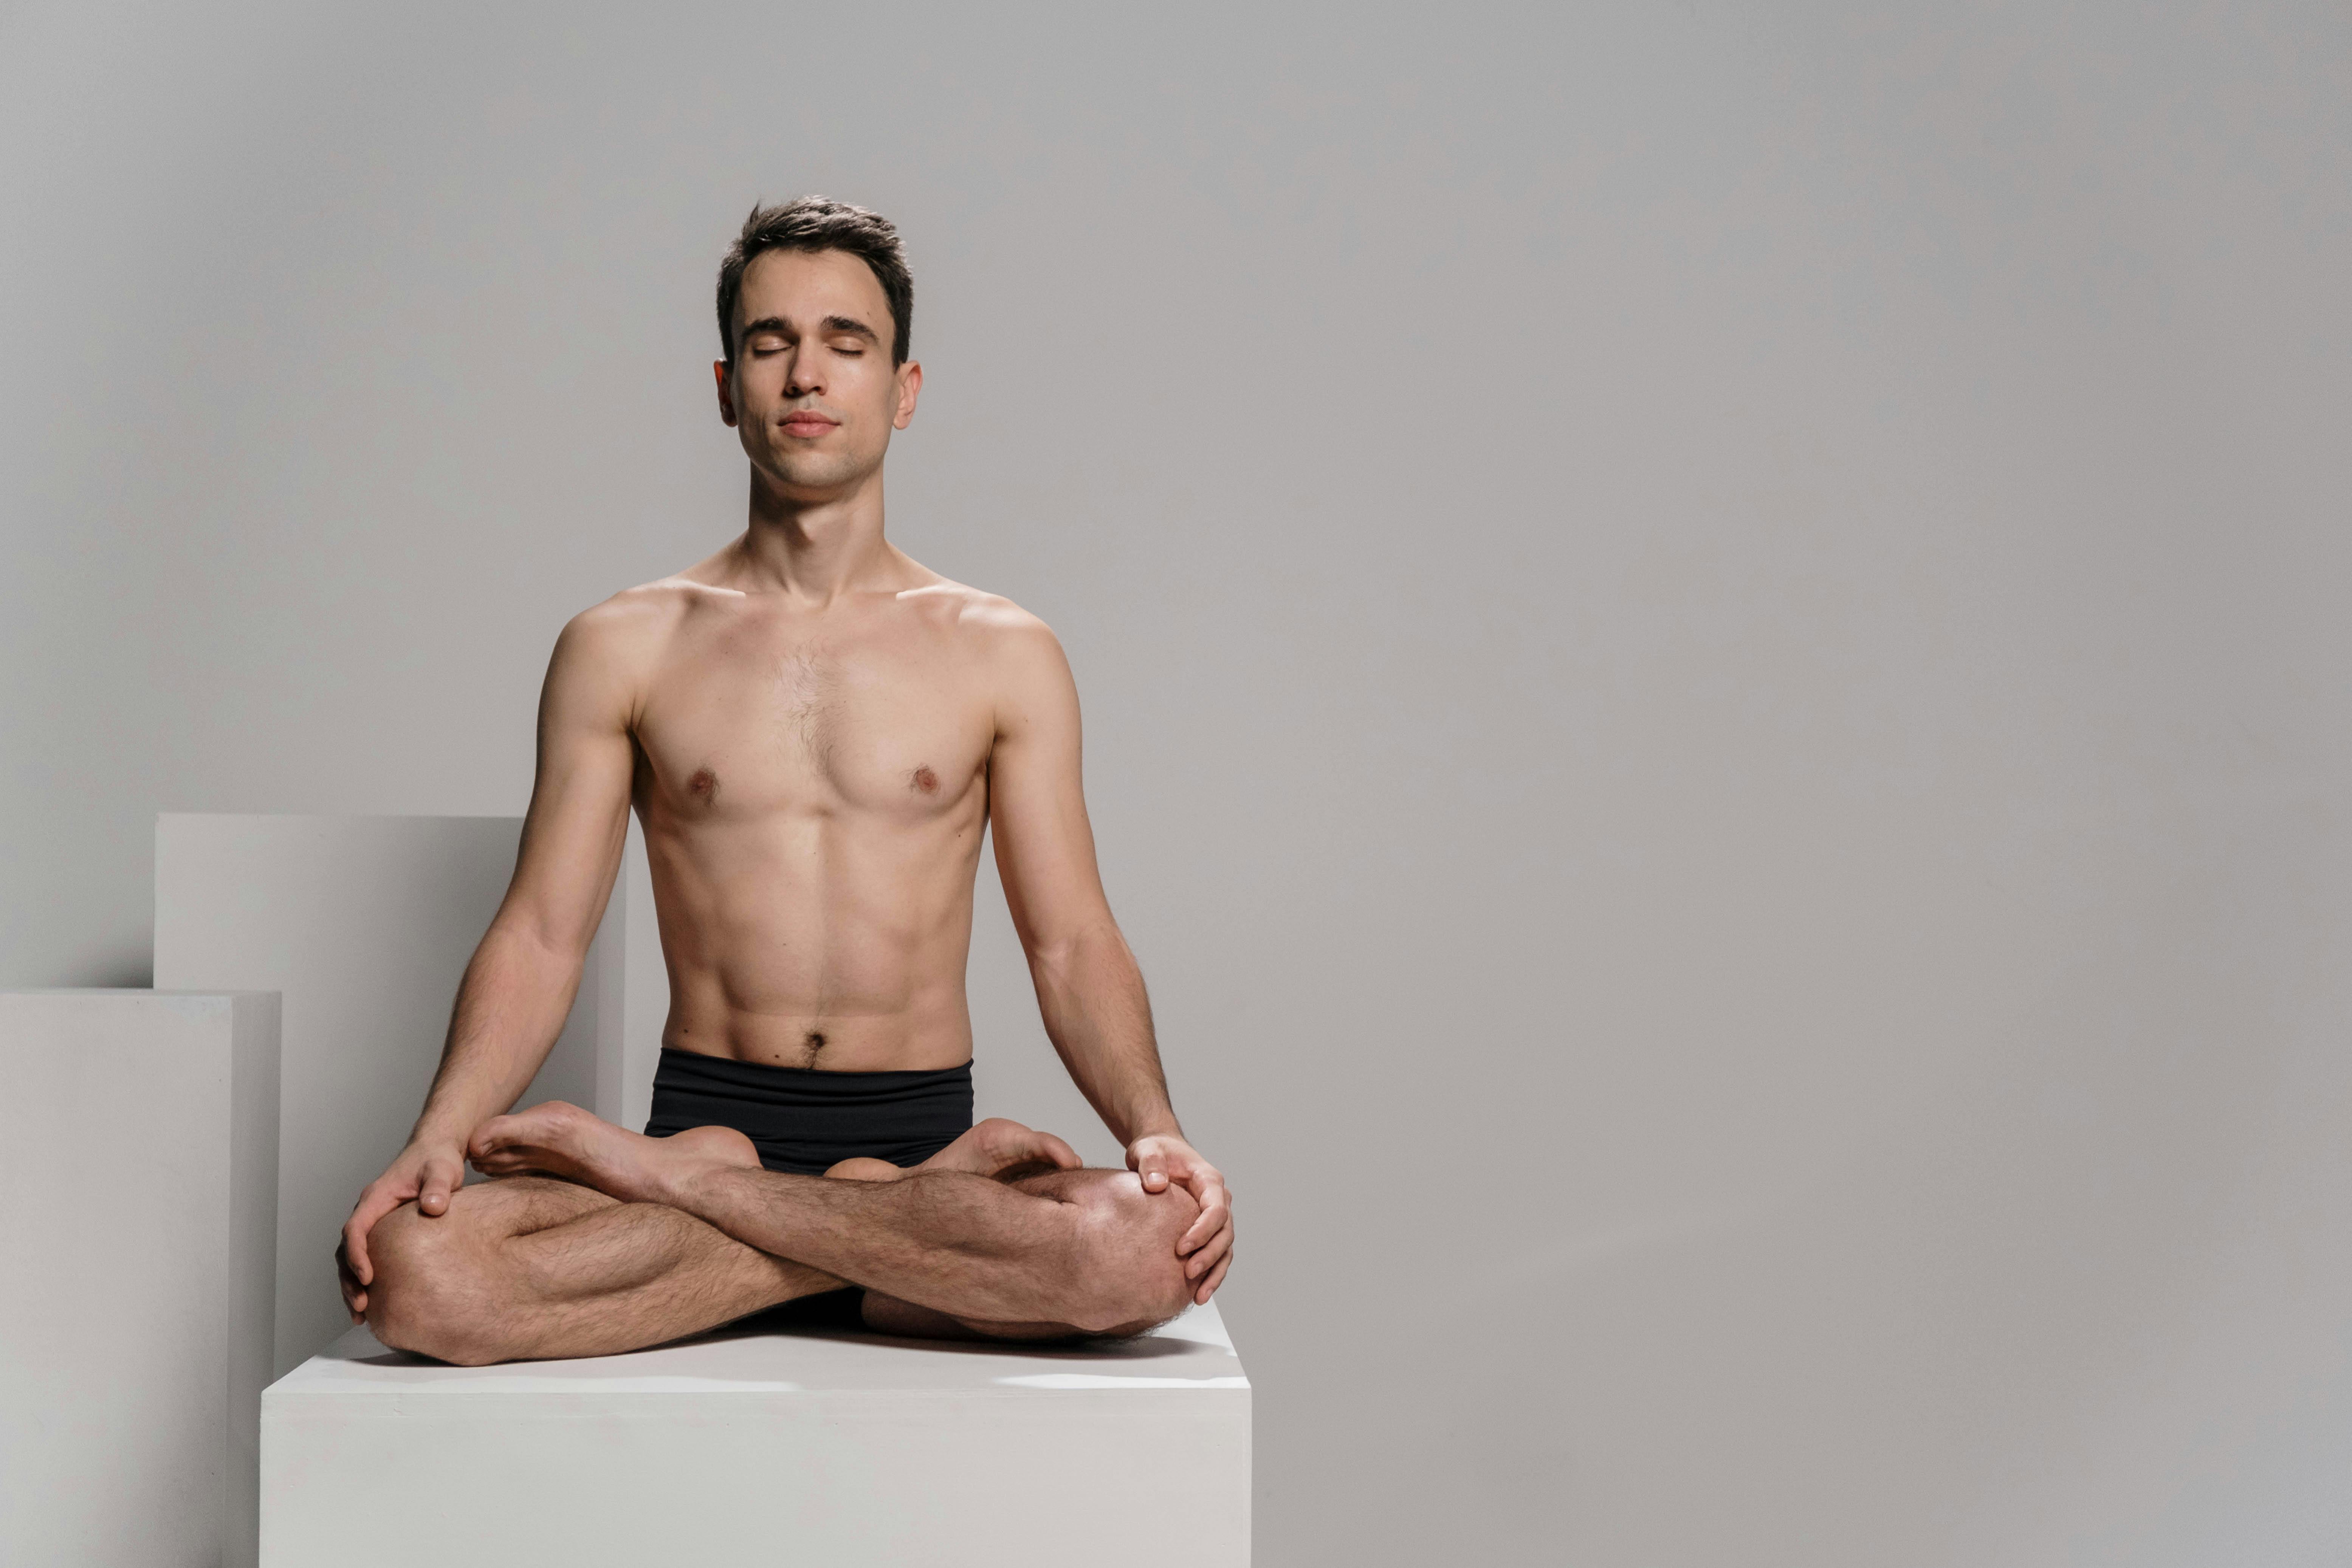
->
xmin=335 ymin=198 xmax=1233 ymax=1363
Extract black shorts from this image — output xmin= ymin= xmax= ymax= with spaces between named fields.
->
xmin=641 ymin=1046 xmax=974 ymax=1176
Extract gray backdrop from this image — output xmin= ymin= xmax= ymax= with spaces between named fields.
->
xmin=6 ymin=3 xmax=2350 ymax=1562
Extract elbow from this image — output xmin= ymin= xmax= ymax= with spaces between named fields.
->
xmin=1023 ymin=917 xmax=1130 ymax=990
xmin=484 ymin=911 xmax=592 ymax=976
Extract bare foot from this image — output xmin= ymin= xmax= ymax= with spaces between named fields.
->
xmin=917 ymin=1117 xmax=1082 ymax=1182
xmin=822 ymin=1118 xmax=1078 ymax=1185
xmin=469 ymin=1102 xmax=758 ymax=1204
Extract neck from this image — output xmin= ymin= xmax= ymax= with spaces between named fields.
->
xmin=736 ymin=465 xmax=898 ymax=604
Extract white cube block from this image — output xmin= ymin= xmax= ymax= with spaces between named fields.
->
xmin=154 ymin=814 xmax=662 ymax=1377
xmin=264 ymin=1302 xmax=1250 ymax=1565
xmin=0 ymin=990 xmax=280 ymax=1568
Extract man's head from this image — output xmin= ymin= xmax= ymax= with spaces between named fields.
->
xmin=716 ymin=198 xmax=912 ymax=368
xmin=713 ymin=197 xmax=920 ymax=500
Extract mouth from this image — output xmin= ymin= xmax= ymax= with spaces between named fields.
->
xmin=778 ymin=411 xmax=839 ymax=438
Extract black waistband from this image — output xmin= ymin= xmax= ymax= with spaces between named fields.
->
xmin=643 ymin=1047 xmax=974 ymax=1175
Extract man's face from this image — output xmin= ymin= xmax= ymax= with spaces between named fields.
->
xmin=716 ymin=247 xmax=919 ymax=498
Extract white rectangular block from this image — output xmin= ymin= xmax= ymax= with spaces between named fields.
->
xmin=1 ymin=990 xmax=280 ymax=1568
xmin=265 ymin=1303 xmax=1250 ymax=1565
xmin=155 ymin=814 xmax=658 ymax=1377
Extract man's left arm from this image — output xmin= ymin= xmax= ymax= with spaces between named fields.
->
xmin=983 ymin=611 xmax=1233 ymax=1304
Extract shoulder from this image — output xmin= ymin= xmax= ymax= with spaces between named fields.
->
xmin=555 ymin=575 xmax=727 ymax=665
xmin=905 ymin=581 xmax=1080 ymax=742
xmin=897 ymin=578 xmax=1068 ymax=672
xmin=544 ymin=575 xmax=730 ymax=721
xmin=897 ymin=579 xmax=1075 ymax=735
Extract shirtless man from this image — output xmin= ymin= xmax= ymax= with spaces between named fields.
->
xmin=333 ymin=198 xmax=1233 ymax=1363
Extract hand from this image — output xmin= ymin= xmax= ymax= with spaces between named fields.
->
xmin=337 ymin=1135 xmax=467 ymax=1323
xmin=1127 ymin=1133 xmax=1233 ymax=1305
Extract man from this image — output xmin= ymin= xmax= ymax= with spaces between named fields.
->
xmin=334 ymin=198 xmax=1233 ymax=1364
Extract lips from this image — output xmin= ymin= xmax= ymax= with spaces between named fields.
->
xmin=780 ymin=412 xmax=838 ymax=437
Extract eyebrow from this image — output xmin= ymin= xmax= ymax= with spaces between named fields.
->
xmin=739 ymin=314 xmax=880 ymax=344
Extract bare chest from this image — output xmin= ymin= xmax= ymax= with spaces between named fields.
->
xmin=635 ymin=632 xmax=990 ymax=818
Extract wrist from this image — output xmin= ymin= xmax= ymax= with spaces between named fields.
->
xmin=408 ymin=1113 xmax=476 ymax=1154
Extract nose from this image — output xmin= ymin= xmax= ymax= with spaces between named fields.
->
xmin=783 ymin=349 xmax=824 ymax=399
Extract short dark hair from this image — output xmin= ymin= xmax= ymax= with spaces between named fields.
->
xmin=716 ymin=197 xmax=913 ymax=367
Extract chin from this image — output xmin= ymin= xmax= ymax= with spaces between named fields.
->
xmin=768 ymin=452 xmax=870 ymax=491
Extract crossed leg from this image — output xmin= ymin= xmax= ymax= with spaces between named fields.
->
xmin=361 ymin=1111 xmax=1199 ymax=1365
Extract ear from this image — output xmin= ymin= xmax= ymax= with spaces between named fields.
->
xmin=713 ymin=360 xmax=738 ymax=427
xmin=892 ymin=359 xmax=923 ymax=431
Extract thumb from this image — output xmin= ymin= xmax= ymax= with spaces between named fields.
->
xmin=417 ymin=1154 xmax=462 ymax=1217
xmin=1127 ymin=1140 xmax=1170 ymax=1191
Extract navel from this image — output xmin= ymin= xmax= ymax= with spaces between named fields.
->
xmin=803 ymin=1030 xmax=827 ymax=1065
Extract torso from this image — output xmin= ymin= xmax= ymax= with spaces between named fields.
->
xmin=620 ymin=573 xmax=1006 ymax=1072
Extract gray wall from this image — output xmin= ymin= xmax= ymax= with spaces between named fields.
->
xmin=6 ymin=3 xmax=2349 ymax=1562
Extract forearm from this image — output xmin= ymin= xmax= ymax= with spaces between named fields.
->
xmin=663 ymin=1166 xmax=1081 ymax=1324
xmin=410 ymin=922 xmax=586 ymax=1143
xmin=1029 ymin=925 xmax=1182 ymax=1144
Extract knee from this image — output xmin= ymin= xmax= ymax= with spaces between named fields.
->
xmin=1066 ymin=1173 xmax=1200 ymax=1336
xmin=363 ymin=1201 xmax=502 ymax=1365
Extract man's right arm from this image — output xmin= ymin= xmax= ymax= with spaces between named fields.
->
xmin=338 ymin=600 xmax=649 ymax=1318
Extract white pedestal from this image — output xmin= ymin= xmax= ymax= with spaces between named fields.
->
xmin=0 ymin=990 xmax=280 ymax=1568
xmin=263 ymin=1302 xmax=1250 ymax=1565
xmin=154 ymin=814 xmax=664 ymax=1377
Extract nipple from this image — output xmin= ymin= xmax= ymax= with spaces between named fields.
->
xmin=910 ymin=765 xmax=939 ymax=794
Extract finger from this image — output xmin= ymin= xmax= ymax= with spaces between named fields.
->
xmin=1185 ymin=1218 xmax=1234 ymax=1279
xmin=1176 ymin=1189 xmax=1230 ymax=1254
xmin=417 ymin=1153 xmax=462 ymax=1218
xmin=342 ymin=1198 xmax=386 ymax=1287
xmin=336 ymin=1244 xmax=366 ymax=1318
xmin=1196 ymin=1250 xmax=1232 ymax=1303
xmin=1175 ymin=1164 xmax=1223 ymax=1203
xmin=1183 ymin=1215 xmax=1232 ymax=1276
xmin=1176 ymin=1199 xmax=1222 ymax=1253
xmin=1137 ymin=1162 xmax=1170 ymax=1193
